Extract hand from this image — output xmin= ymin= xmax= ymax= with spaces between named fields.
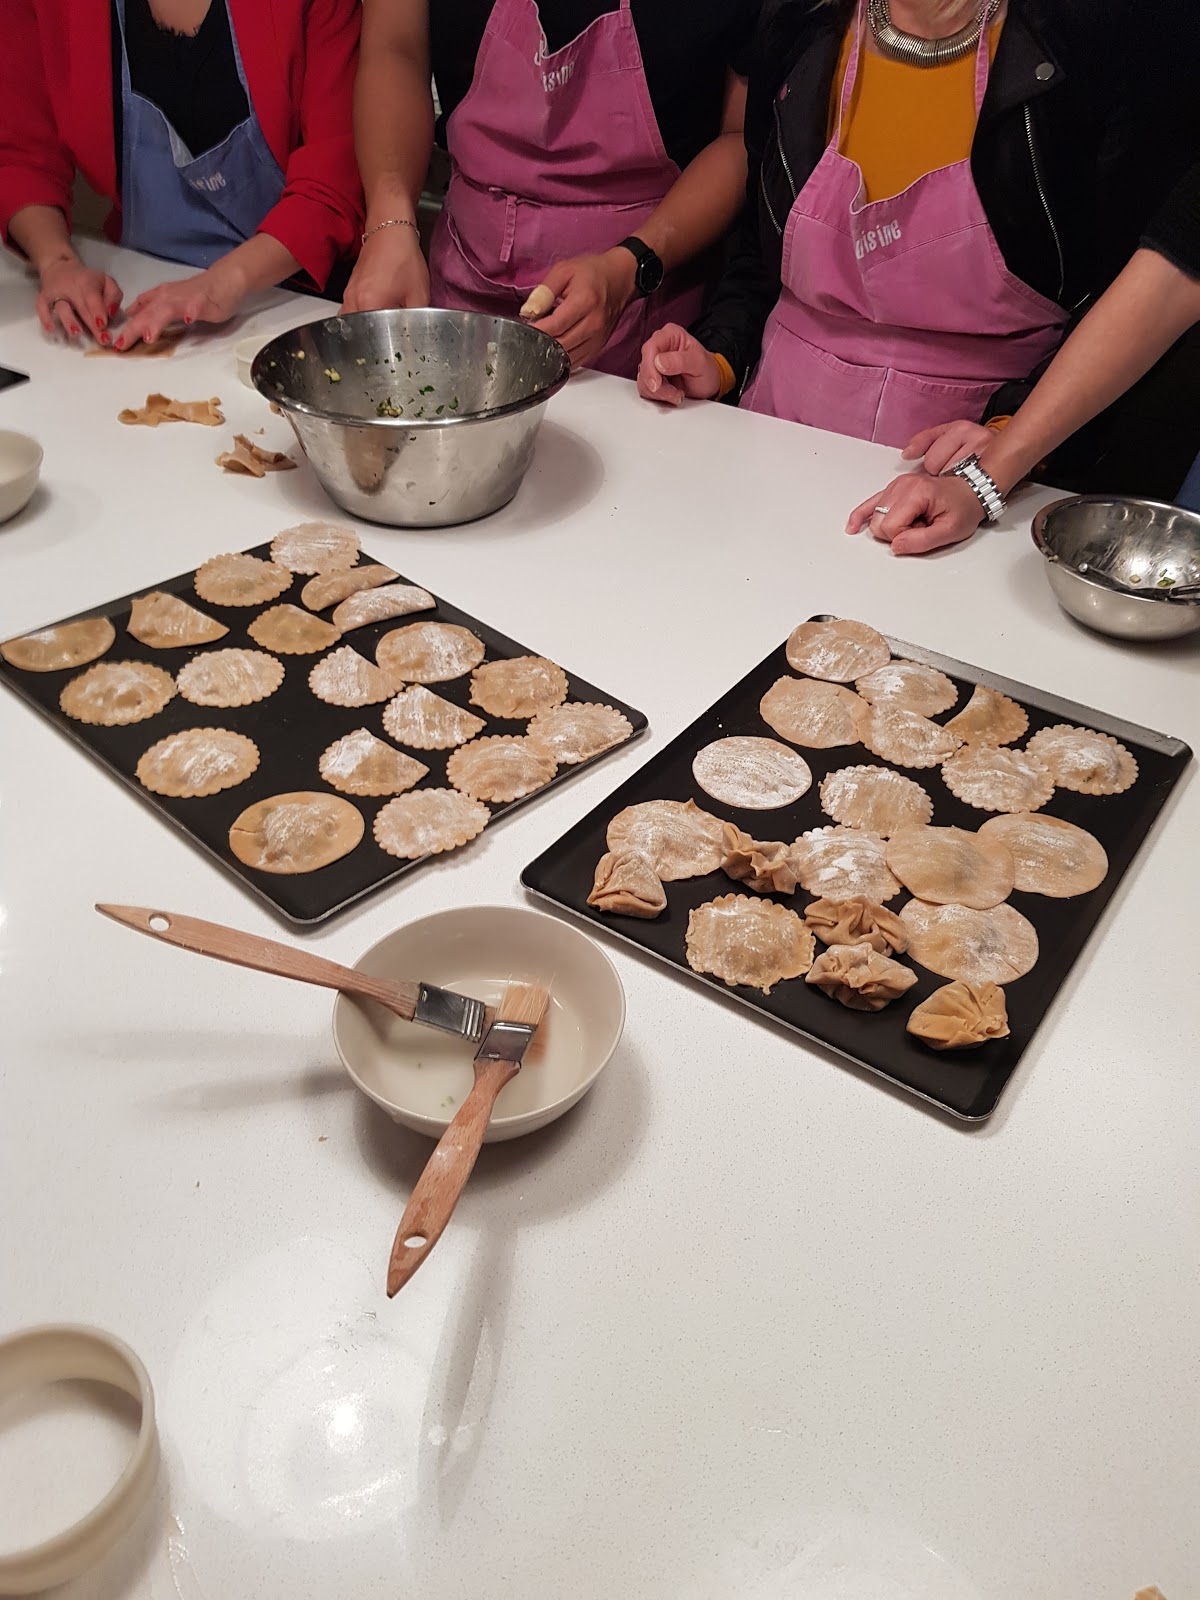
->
xmin=845 ymin=472 xmax=986 ymax=557
xmin=528 ymin=249 xmax=637 ymax=368
xmin=114 ymin=262 xmax=245 ymax=349
xmin=636 ymin=324 xmax=721 ymax=406
xmin=36 ymin=257 xmax=123 ymax=344
xmin=342 ymin=224 xmax=430 ymax=312
xmin=902 ymin=419 xmax=994 ymax=474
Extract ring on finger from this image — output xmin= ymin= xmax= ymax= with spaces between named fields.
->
xmin=872 ymin=505 xmax=891 ymax=516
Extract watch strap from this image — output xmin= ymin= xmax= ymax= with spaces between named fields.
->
xmin=945 ymin=453 xmax=1006 ymax=523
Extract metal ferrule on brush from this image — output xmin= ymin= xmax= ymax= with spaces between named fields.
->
xmin=474 ymin=1019 xmax=538 ymax=1064
xmin=413 ymin=983 xmax=487 ymax=1043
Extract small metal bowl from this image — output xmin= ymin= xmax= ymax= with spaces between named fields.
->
xmin=1031 ymin=494 xmax=1200 ymax=642
xmin=253 ymin=308 xmax=569 ymax=528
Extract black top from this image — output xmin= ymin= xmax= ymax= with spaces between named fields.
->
xmin=431 ymin=0 xmax=762 ymax=172
xmin=1144 ymin=159 xmax=1200 ymax=282
xmin=111 ymin=0 xmax=248 ymax=187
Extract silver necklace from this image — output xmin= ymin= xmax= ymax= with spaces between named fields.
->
xmin=867 ymin=0 xmax=1001 ymax=66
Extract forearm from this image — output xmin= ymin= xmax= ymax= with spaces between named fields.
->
xmin=8 ymin=204 xmax=76 ymax=273
xmin=634 ymin=130 xmax=748 ymax=273
xmin=354 ymin=45 xmax=434 ymax=226
xmin=980 ymin=250 xmax=1200 ymax=494
xmin=213 ymin=233 xmax=301 ymax=297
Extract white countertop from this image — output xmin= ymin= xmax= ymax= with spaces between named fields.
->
xmin=1 ymin=242 xmax=1197 ymax=1600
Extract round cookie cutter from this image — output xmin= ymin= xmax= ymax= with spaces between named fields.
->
xmin=0 ymin=1325 xmax=158 ymax=1595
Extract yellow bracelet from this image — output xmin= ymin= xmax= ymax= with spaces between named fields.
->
xmin=985 ymin=415 xmax=1012 ymax=432
xmin=712 ymin=352 xmax=736 ymax=399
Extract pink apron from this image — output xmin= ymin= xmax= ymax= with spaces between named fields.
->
xmin=429 ymin=0 xmax=706 ymax=378
xmin=741 ymin=3 xmax=1068 ymax=444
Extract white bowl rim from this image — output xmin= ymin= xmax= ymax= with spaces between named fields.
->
xmin=0 ymin=430 xmax=44 ymax=475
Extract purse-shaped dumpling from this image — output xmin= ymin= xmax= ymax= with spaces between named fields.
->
xmin=588 ymin=850 xmax=667 ymax=919
xmin=906 ymin=980 xmax=1010 ymax=1050
xmin=720 ymin=824 xmax=803 ymax=895
xmin=805 ymin=941 xmax=918 ymax=1012
xmin=804 ymin=896 xmax=909 ymax=956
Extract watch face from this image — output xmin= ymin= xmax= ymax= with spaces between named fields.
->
xmin=636 ymin=252 xmax=665 ymax=296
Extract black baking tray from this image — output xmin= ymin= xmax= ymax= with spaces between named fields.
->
xmin=0 ymin=544 xmax=646 ymax=926
xmin=522 ymin=622 xmax=1191 ymax=1121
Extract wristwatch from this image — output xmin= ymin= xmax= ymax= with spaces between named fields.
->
xmin=945 ymin=452 xmax=1006 ymax=523
xmin=617 ymin=237 xmax=665 ymax=298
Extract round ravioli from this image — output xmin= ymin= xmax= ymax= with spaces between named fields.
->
xmin=270 ymin=521 xmax=360 ymax=575
xmin=318 ymin=729 xmax=429 ymax=797
xmin=819 ymin=765 xmax=933 ymax=836
xmin=977 ymin=812 xmax=1108 ymax=898
xmin=692 ymin=736 xmax=813 ymax=810
xmin=194 ymin=553 xmax=291 ymax=607
xmin=526 ymin=702 xmax=633 ymax=765
xmin=859 ymin=705 xmax=961 ymax=769
xmin=301 ymin=564 xmax=398 ymax=612
xmin=177 ymin=648 xmax=284 ymax=708
xmin=886 ymin=824 xmax=1014 ymax=909
xmin=469 ymin=655 xmax=568 ymax=718
xmin=309 ymin=646 xmax=397 ymax=707
xmin=759 ymin=676 xmax=866 ymax=749
xmin=60 ymin=660 xmax=176 ymax=726
xmin=229 ymin=791 xmax=364 ymax=875
xmin=247 ymin=604 xmax=342 ymax=655
xmin=900 ymin=900 xmax=1039 ymax=986
xmin=854 ymin=660 xmax=958 ymax=717
xmin=606 ymin=799 xmax=726 ymax=881
xmin=446 ymin=735 xmax=557 ymax=803
xmin=944 ymin=685 xmax=1028 ymax=747
xmin=377 ymin=622 xmax=485 ymax=684
xmin=941 ymin=745 xmax=1055 ymax=814
xmin=136 ymin=728 xmax=259 ymax=798
xmin=127 ymin=593 xmax=227 ymax=649
xmin=686 ymin=894 xmax=815 ymax=994
xmin=373 ymin=788 xmax=489 ymax=859
xmin=331 ymin=584 xmax=435 ymax=633
xmin=382 ymin=686 xmax=485 ymax=750
xmin=785 ymin=618 xmax=890 ymax=682
xmin=1024 ymin=724 xmax=1138 ymax=796
xmin=2 ymin=617 xmax=115 ymax=672
xmin=793 ymin=826 xmax=901 ymax=903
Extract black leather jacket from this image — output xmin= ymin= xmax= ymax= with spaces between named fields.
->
xmin=697 ymin=0 xmax=1200 ymax=431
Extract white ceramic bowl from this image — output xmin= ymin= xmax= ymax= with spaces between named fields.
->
xmin=234 ymin=334 xmax=268 ymax=390
xmin=0 ymin=431 xmax=42 ymax=522
xmin=333 ymin=905 xmax=626 ymax=1142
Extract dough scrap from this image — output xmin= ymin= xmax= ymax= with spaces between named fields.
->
xmin=318 ymin=729 xmax=429 ymax=797
xmin=886 ymin=824 xmax=1014 ymax=909
xmin=720 ymin=824 xmax=803 ymax=894
xmin=794 ymin=826 xmax=901 ymax=902
xmin=469 ymin=655 xmax=569 ymax=719
xmin=60 ymin=660 xmax=175 ymax=725
xmin=943 ymin=685 xmax=1028 ymax=746
xmin=309 ymin=646 xmax=399 ymax=707
xmin=247 ymin=604 xmax=342 ymax=655
xmin=215 ymin=434 xmax=296 ymax=476
xmin=301 ymin=565 xmax=399 ymax=612
xmin=127 ymin=592 xmax=227 ymax=649
xmin=526 ymin=702 xmax=633 ymax=764
xmin=804 ymin=896 xmax=909 ymax=956
xmin=759 ymin=676 xmax=866 ymax=748
xmin=331 ymin=585 xmax=436 ymax=633
xmin=194 ymin=553 xmax=291 ymax=607
xmin=859 ymin=704 xmax=961 ymax=768
xmin=900 ymin=900 xmax=1039 ymax=986
xmin=373 ymin=788 xmax=489 ymax=859
xmin=446 ymin=735 xmax=557 ymax=802
xmin=819 ymin=764 xmax=933 ymax=836
xmin=1025 ymin=724 xmax=1138 ymax=795
xmin=382 ymin=685 xmax=485 ymax=749
xmin=977 ymin=812 xmax=1108 ymax=898
xmin=785 ymin=618 xmax=890 ymax=682
xmin=941 ymin=745 xmax=1055 ymax=814
xmin=606 ymin=799 xmax=726 ymax=881
xmin=1 ymin=617 xmax=115 ymax=672
xmin=805 ymin=941 xmax=918 ymax=1012
xmin=177 ymin=648 xmax=284 ymax=708
xmin=270 ymin=521 xmax=360 ymax=575
xmin=855 ymin=660 xmax=958 ymax=717
xmin=906 ymin=981 xmax=1010 ymax=1050
xmin=377 ymin=621 xmax=486 ymax=683
xmin=136 ymin=728 xmax=259 ymax=798
xmin=118 ymin=393 xmax=223 ymax=427
xmin=229 ymin=791 xmax=364 ymax=875
xmin=587 ymin=850 xmax=667 ymax=918
xmin=686 ymin=894 xmax=815 ymax=993
xmin=692 ymin=736 xmax=813 ymax=811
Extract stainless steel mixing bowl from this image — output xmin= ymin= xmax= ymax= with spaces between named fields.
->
xmin=1031 ymin=494 xmax=1200 ymax=642
xmin=253 ymin=308 xmax=569 ymax=527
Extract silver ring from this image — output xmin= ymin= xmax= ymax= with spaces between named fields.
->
xmin=873 ymin=505 xmax=891 ymax=516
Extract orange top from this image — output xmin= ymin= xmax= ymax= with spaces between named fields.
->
xmin=831 ymin=22 xmax=1003 ymax=203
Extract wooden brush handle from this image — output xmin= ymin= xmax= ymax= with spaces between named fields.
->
xmin=386 ymin=1057 xmax=518 ymax=1296
xmin=94 ymin=904 xmax=420 ymax=1019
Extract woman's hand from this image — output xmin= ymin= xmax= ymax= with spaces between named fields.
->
xmin=636 ymin=324 xmax=722 ymax=406
xmin=845 ymin=472 xmax=987 ymax=557
xmin=342 ymin=224 xmax=430 ymax=312
xmin=36 ymin=257 xmax=123 ymax=343
xmin=903 ymin=419 xmax=995 ymax=474
xmin=528 ymin=249 xmax=637 ymax=368
xmin=114 ymin=261 xmax=246 ymax=349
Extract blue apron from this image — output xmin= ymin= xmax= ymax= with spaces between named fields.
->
xmin=115 ymin=0 xmax=285 ymax=268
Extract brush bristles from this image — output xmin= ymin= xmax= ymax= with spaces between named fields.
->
xmin=495 ymin=981 xmax=549 ymax=1030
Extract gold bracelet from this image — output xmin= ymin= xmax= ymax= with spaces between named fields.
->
xmin=361 ymin=218 xmax=420 ymax=246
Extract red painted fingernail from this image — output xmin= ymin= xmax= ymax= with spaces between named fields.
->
xmin=184 ymin=316 xmax=193 ymax=325
xmin=99 ymin=332 xmax=111 ymax=345
xmin=115 ymin=338 xmax=125 ymax=350
xmin=95 ymin=317 xmax=104 ymax=329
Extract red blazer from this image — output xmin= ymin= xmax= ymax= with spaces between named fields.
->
xmin=0 ymin=0 xmax=364 ymax=289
